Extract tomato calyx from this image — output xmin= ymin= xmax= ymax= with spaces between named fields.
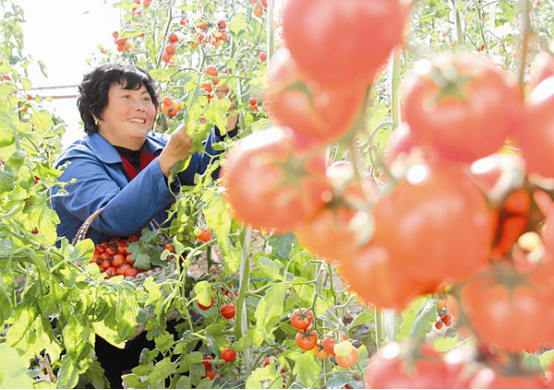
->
xmin=427 ymin=62 xmax=474 ymax=103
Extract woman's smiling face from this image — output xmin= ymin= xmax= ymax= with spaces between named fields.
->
xmin=97 ymin=82 xmax=157 ymax=150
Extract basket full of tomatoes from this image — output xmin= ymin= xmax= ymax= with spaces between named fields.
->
xmin=74 ymin=207 xmax=178 ymax=284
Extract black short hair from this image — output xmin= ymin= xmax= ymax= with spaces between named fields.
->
xmin=77 ymin=63 xmax=159 ymax=135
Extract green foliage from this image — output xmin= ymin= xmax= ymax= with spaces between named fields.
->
xmin=1 ymin=0 xmax=553 ymax=388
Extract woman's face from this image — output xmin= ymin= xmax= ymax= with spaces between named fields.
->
xmin=97 ymin=83 xmax=156 ymax=149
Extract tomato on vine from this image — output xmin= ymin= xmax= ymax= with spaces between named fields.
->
xmin=322 ymin=332 xmax=348 ymax=356
xmin=220 ymin=127 xmax=330 ymax=232
xmin=335 ymin=346 xmax=359 ymax=368
xmin=290 ymin=308 xmax=313 ymax=330
xmin=221 ymin=348 xmax=236 ymax=362
xmin=221 ymin=303 xmax=236 ymax=319
xmin=313 ymin=342 xmax=329 ymax=359
xmin=295 ymin=330 xmax=317 ymax=351
xmin=282 ymin=0 xmax=408 ymax=87
xmin=402 ymin=51 xmax=520 ymax=163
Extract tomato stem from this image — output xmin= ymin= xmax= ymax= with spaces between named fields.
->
xmin=518 ymin=0 xmax=534 ymax=95
xmin=235 ymin=224 xmax=252 ymax=372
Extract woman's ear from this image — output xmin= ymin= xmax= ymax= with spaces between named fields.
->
xmin=91 ymin=113 xmax=101 ymax=126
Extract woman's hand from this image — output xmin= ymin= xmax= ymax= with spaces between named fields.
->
xmin=158 ymin=122 xmax=193 ymax=177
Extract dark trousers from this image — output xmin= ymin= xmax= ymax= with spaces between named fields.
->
xmin=95 ymin=320 xmax=181 ymax=389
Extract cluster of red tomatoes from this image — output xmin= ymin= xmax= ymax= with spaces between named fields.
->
xmin=200 ymin=66 xmax=231 ymax=104
xmin=291 ymin=309 xmax=360 ymax=369
xmin=201 ymin=347 xmax=237 ymax=381
xmin=180 ymin=17 xmax=229 ymax=51
xmin=160 ymin=96 xmax=183 ymax=118
xmin=220 ymin=0 xmax=554 ymax=386
xmin=91 ymin=236 xmax=173 ymax=279
xmin=91 ymin=236 xmax=143 ymax=278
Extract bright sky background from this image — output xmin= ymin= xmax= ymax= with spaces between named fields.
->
xmin=19 ymin=0 xmax=121 ymax=148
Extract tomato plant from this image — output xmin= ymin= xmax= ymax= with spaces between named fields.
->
xmin=4 ymin=0 xmax=554 ymax=387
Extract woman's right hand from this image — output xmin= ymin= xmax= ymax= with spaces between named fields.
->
xmin=158 ymin=122 xmax=193 ymax=177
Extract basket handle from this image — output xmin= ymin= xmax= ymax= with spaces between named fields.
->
xmin=72 ymin=208 xmax=169 ymax=246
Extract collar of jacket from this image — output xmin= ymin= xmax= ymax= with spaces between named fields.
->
xmin=84 ymin=132 xmax=167 ymax=165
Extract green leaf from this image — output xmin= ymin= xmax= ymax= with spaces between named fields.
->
xmin=202 ymin=188 xmax=239 ymax=272
xmin=30 ymin=110 xmax=54 ymax=134
xmin=228 ymin=14 xmax=248 ymax=38
xmin=293 ymin=351 xmax=321 ymax=387
xmin=257 ymin=257 xmax=282 ymax=280
xmin=204 ymin=96 xmax=231 ymax=131
xmin=143 ymin=277 xmax=162 ymax=306
xmin=148 ymin=357 xmax=176 ymax=387
xmin=194 ymin=280 xmax=213 ymax=307
xmin=254 ymin=282 xmax=286 ymax=345
xmin=0 ymin=344 xmax=34 ymax=389
xmin=150 ymin=69 xmax=173 ymax=83
xmin=231 ymin=330 xmax=254 ymax=352
xmin=0 ymin=112 xmax=16 ymax=147
xmin=347 ymin=311 xmax=375 ymax=331
xmin=0 ymin=169 xmax=14 ymax=195
xmin=246 ymin=366 xmax=282 ymax=389
xmin=176 ymin=376 xmax=191 ymax=389
xmin=408 ymin=298 xmax=437 ymax=340
xmin=540 ymin=350 xmax=554 ymax=372
xmin=57 ymin=354 xmax=79 ymax=389
xmin=268 ymin=233 xmax=296 ymax=260
xmin=92 ymin=321 xmax=126 ymax=349
xmin=432 ymin=336 xmax=460 ymax=352
xmin=397 ymin=296 xmax=436 ymax=341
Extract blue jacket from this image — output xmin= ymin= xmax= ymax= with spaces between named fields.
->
xmin=51 ymin=130 xmax=223 ymax=245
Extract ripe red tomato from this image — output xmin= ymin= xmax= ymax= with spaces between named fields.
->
xmin=265 ymin=50 xmax=365 ymax=147
xmin=364 ymin=343 xmax=463 ymax=388
xmin=403 ymin=51 xmax=521 ymax=163
xmin=322 ymin=332 xmax=348 ymax=356
xmin=206 ymin=65 xmax=218 ymax=77
xmin=117 ymin=264 xmax=131 ymax=276
xmin=124 ymin=267 xmax=138 ymax=277
xmin=196 ymin=229 xmax=212 ymax=243
xmin=338 ymin=243 xmax=438 ymax=310
xmin=516 ymin=77 xmax=554 ymax=178
xmin=461 ymin=264 xmax=554 ymax=353
xmin=169 ymin=33 xmax=178 ymax=43
xmin=468 ymin=368 xmax=547 ymax=389
xmin=203 ymin=356 xmax=214 ymax=369
xmin=221 ymin=348 xmax=237 ymax=362
xmin=335 ymin=347 xmax=359 ymax=368
xmin=372 ymin=161 xmax=493 ymax=286
xmin=205 ymin=369 xmax=216 ymax=380
xmin=529 ymin=51 xmax=554 ymax=90
xmin=313 ymin=343 xmax=329 ymax=359
xmin=100 ymin=260 xmax=111 ymax=271
xmin=165 ymin=44 xmax=176 ymax=55
xmin=112 ymin=254 xmax=125 ymax=268
xmin=282 ymin=0 xmax=408 ymax=88
xmin=294 ymin=161 xmax=378 ymax=263
xmin=253 ymin=4 xmax=263 ymax=17
xmin=220 ymin=127 xmax=330 ymax=232
xmin=218 ymin=20 xmax=227 ymax=30
xmin=290 ymin=309 xmax=313 ymax=330
xmin=295 ymin=330 xmax=317 ymax=351
xmin=221 ymin=303 xmax=236 ymax=319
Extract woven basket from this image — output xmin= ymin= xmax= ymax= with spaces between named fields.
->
xmin=73 ymin=207 xmax=179 ymax=284
xmin=73 ymin=207 xmax=179 ymax=339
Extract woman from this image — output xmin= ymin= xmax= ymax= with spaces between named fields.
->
xmin=51 ymin=63 xmax=237 ymax=388
xmin=52 ymin=63 xmax=237 ymax=245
